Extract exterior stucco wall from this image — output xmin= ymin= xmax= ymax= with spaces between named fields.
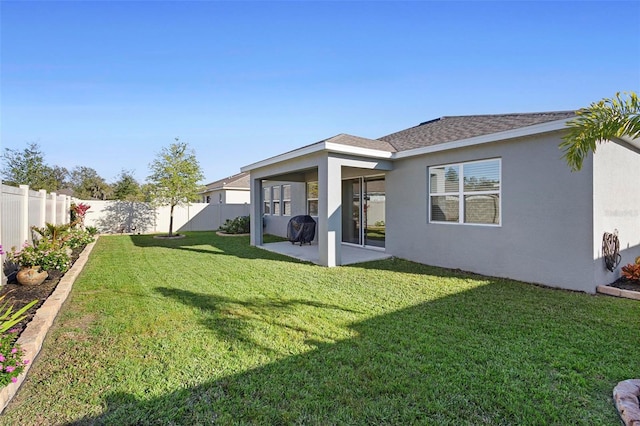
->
xmin=263 ymin=181 xmax=307 ymax=238
xmin=592 ymin=140 xmax=640 ymax=285
xmin=386 ymin=132 xmax=597 ymax=292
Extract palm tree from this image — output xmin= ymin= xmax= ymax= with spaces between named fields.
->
xmin=561 ymin=91 xmax=640 ymax=171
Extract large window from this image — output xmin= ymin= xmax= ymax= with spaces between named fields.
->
xmin=307 ymin=182 xmax=318 ymax=216
xmin=429 ymin=159 xmax=501 ymax=225
xmin=263 ymin=187 xmax=271 ymax=215
xmin=272 ymin=186 xmax=281 ymax=216
xmin=282 ymin=184 xmax=291 ymax=216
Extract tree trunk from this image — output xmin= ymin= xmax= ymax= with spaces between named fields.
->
xmin=169 ymin=204 xmax=175 ymax=236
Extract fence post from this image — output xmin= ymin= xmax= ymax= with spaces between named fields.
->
xmin=50 ymin=192 xmax=57 ymax=225
xmin=39 ymin=189 xmax=47 ymax=228
xmin=64 ymin=196 xmax=71 ymax=224
xmin=19 ymin=185 xmax=29 ymax=245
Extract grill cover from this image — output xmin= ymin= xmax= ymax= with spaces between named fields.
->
xmin=287 ymin=215 xmax=316 ymax=245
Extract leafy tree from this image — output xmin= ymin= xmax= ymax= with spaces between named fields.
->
xmin=147 ymin=139 xmax=204 ymax=236
xmin=561 ymin=91 xmax=640 ymax=171
xmin=1 ymin=142 xmax=63 ymax=191
xmin=50 ymin=165 xmax=70 ymax=190
xmin=70 ymin=166 xmax=112 ymax=200
xmin=112 ymin=170 xmax=142 ymax=201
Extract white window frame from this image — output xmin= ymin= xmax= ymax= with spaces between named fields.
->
xmin=428 ymin=158 xmax=501 ymax=226
xmin=307 ymin=181 xmax=318 ymax=216
xmin=263 ymin=187 xmax=271 ymax=215
xmin=282 ymin=184 xmax=292 ymax=216
xmin=272 ymin=185 xmax=281 ymax=216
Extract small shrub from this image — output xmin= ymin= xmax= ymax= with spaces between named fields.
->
xmin=219 ymin=216 xmax=250 ymax=234
xmin=621 ymin=256 xmax=640 ymax=281
xmin=85 ymin=226 xmax=98 ymax=236
xmin=7 ymin=240 xmax=71 ymax=273
xmin=31 ymin=223 xmax=71 ymax=248
xmin=65 ymin=228 xmax=95 ymax=250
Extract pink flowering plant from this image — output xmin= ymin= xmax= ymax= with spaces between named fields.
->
xmin=0 ymin=330 xmax=29 ymax=387
xmin=7 ymin=240 xmax=71 ymax=273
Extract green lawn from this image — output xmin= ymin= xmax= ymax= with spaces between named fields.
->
xmin=1 ymin=231 xmax=637 ymax=425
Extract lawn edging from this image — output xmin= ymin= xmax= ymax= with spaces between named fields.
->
xmin=596 ymin=285 xmax=640 ymax=300
xmin=0 ymin=238 xmax=97 ymax=414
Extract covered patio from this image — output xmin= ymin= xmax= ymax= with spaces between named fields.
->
xmin=240 ymin=134 xmax=396 ymax=267
xmin=258 ymin=241 xmax=392 ymax=265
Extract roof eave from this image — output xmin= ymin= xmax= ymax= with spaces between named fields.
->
xmin=241 ymin=142 xmax=393 ymax=172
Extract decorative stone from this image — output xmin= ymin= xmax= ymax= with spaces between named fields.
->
xmin=16 ymin=267 xmax=48 ymax=286
xmin=614 ymin=379 xmax=640 ymax=425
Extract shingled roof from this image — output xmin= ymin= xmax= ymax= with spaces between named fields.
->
xmin=378 ymin=111 xmax=576 ymax=152
xmin=204 ymin=171 xmax=250 ymax=190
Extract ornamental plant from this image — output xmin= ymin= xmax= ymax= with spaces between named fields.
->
xmin=0 ymin=330 xmax=29 ymax=388
xmin=70 ymin=202 xmax=91 ymax=228
xmin=621 ymin=256 xmax=640 ymax=282
xmin=219 ymin=216 xmax=250 ymax=234
xmin=65 ymin=228 xmax=95 ymax=250
xmin=31 ymin=223 xmax=71 ymax=248
xmin=7 ymin=240 xmax=71 ymax=273
xmin=0 ymin=295 xmax=37 ymax=334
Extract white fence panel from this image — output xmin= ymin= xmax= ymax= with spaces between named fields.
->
xmin=1 ymin=186 xmax=25 ymax=250
xmin=83 ymin=201 xmax=250 ymax=234
xmin=1 ymin=184 xmax=74 ymax=265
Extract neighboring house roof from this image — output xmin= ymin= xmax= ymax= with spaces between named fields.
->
xmin=379 ymin=111 xmax=576 ymax=152
xmin=202 ymin=171 xmax=250 ymax=192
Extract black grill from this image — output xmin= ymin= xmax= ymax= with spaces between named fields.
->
xmin=287 ymin=215 xmax=316 ymax=245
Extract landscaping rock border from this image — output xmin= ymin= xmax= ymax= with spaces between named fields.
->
xmin=0 ymin=239 xmax=97 ymax=414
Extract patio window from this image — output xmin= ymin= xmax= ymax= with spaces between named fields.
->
xmin=263 ymin=187 xmax=271 ymax=215
xmin=282 ymin=184 xmax=291 ymax=216
xmin=428 ymin=158 xmax=501 ymax=225
xmin=307 ymin=181 xmax=318 ymax=216
xmin=273 ymin=186 xmax=281 ymax=216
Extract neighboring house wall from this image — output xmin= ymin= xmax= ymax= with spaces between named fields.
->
xmin=225 ymin=189 xmax=250 ymax=204
xmin=202 ymin=189 xmax=250 ymax=204
xmin=386 ymin=132 xmax=597 ymax=293
xmin=592 ymin=139 xmax=640 ymax=286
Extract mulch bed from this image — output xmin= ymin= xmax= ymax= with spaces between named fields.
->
xmin=0 ymin=247 xmax=84 ymax=338
xmin=607 ymin=277 xmax=640 ymax=292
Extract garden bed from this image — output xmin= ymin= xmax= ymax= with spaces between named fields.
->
xmin=0 ymin=246 xmax=85 ymax=338
xmin=597 ymin=278 xmax=640 ymax=300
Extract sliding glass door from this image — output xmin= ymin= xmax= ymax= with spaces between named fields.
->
xmin=341 ymin=177 xmax=385 ymax=248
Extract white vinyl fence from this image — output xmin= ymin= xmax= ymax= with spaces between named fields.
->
xmin=84 ymin=201 xmax=250 ymax=234
xmin=0 ymin=184 xmax=74 ymax=252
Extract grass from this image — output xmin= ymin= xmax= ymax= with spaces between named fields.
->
xmin=1 ymin=231 xmax=638 ymax=425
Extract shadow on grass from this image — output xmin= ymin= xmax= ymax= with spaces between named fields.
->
xmin=154 ymin=287 xmax=363 ymax=354
xmin=127 ymin=232 xmax=307 ymax=264
xmin=69 ymin=280 xmax=630 ymax=425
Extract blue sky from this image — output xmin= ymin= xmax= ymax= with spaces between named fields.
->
xmin=2 ymin=1 xmax=639 ymax=185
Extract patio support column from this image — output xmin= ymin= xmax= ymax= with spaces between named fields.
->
xmin=318 ymin=156 xmax=342 ymax=267
xmin=250 ymin=176 xmax=263 ymax=246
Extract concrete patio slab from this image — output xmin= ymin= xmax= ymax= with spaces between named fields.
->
xmin=259 ymin=241 xmax=392 ymax=265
